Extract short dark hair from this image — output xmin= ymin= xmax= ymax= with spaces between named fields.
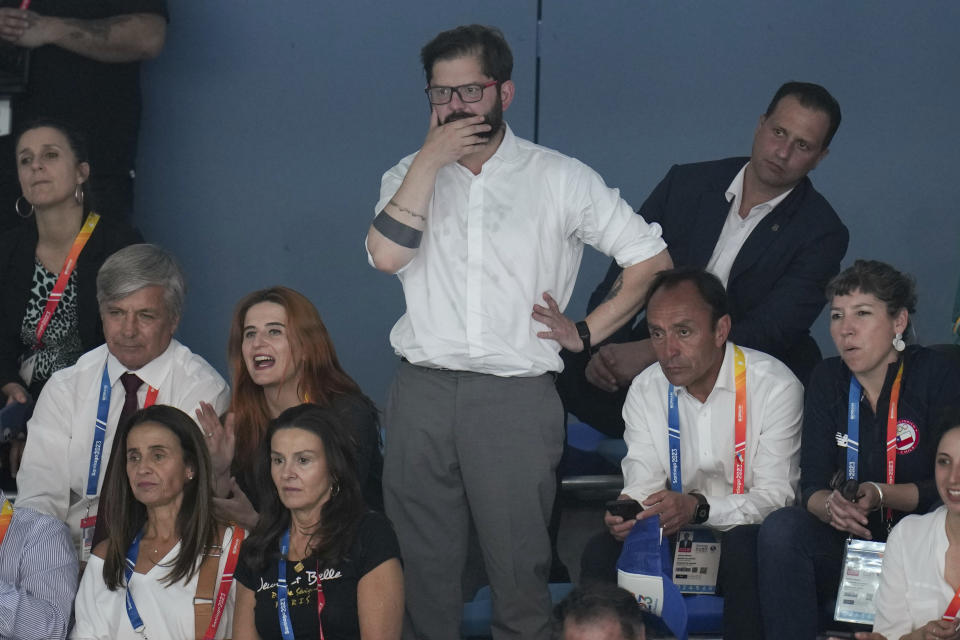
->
xmin=825 ymin=259 xmax=917 ymax=319
xmin=644 ymin=267 xmax=729 ymax=328
xmin=100 ymin=405 xmax=218 ymax=591
xmin=15 ymin=117 xmax=89 ymax=165
xmin=421 ymin=24 xmax=513 ymax=85
xmin=240 ymin=403 xmax=366 ymax=572
xmin=765 ymin=81 xmax=841 ymax=149
xmin=553 ymin=584 xmax=646 ymax=639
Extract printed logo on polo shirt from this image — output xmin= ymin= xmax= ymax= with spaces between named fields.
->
xmin=896 ymin=420 xmax=919 ymax=454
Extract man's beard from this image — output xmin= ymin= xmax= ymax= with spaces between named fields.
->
xmin=443 ymin=96 xmax=504 ymax=140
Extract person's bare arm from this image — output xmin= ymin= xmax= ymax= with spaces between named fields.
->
xmin=0 ymin=10 xmax=166 ymax=62
xmin=357 ymin=558 xmax=404 ymax=640
xmin=367 ymin=111 xmax=490 ymax=274
xmin=233 ymin=584 xmax=262 ymax=640
xmin=534 ymin=250 xmax=672 ymax=352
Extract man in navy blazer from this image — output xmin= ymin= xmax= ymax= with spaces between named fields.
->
xmin=559 ymin=82 xmax=848 ymax=437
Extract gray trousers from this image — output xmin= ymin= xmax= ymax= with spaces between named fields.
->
xmin=383 ymin=361 xmax=565 ymax=640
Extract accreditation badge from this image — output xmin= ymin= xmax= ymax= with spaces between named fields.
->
xmin=834 ymin=538 xmax=885 ymax=625
xmin=79 ymin=512 xmax=97 ymax=564
xmin=672 ymin=528 xmax=721 ymax=594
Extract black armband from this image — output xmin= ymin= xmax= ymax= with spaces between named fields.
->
xmin=373 ymin=209 xmax=423 ymax=249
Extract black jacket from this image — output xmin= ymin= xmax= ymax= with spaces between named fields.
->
xmin=0 ymin=216 xmax=142 ymax=397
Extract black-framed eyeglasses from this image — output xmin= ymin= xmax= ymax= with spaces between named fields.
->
xmin=424 ymin=80 xmax=498 ymax=105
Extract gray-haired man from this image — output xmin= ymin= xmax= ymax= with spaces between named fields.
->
xmin=15 ymin=244 xmax=229 ymax=557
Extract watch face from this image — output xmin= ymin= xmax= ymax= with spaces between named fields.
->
xmin=694 ymin=503 xmax=710 ymax=524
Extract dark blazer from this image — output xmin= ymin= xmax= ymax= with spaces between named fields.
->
xmin=0 ymin=215 xmax=142 ymax=397
xmin=560 ymin=157 xmax=848 ymax=436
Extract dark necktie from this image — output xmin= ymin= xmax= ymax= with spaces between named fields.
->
xmin=91 ymin=372 xmax=144 ymax=548
xmin=118 ymin=373 xmax=144 ymax=432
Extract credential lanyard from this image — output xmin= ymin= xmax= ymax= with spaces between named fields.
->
xmin=884 ymin=362 xmax=905 ymax=520
xmin=34 ymin=212 xmax=99 ymax=347
xmin=667 ymin=344 xmax=747 ymax=494
xmin=202 ymin=527 xmax=245 ymax=640
xmin=846 ymin=361 xmax=904 ymax=520
xmin=278 ymin=528 xmax=326 ymax=640
xmin=123 ymin=530 xmax=148 ymax=636
xmin=943 ymin=585 xmax=960 ymax=623
xmin=0 ymin=499 xmax=13 ymax=547
xmin=87 ymin=364 xmax=159 ymax=497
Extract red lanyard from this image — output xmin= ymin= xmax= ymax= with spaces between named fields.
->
xmin=884 ymin=361 xmax=905 ymax=520
xmin=316 ymin=562 xmax=327 ymax=640
xmin=0 ymin=499 xmax=12 ymax=546
xmin=202 ymin=527 xmax=245 ymax=640
xmin=732 ymin=345 xmax=747 ymax=495
xmin=34 ymin=212 xmax=100 ymax=347
xmin=944 ymin=588 xmax=960 ymax=622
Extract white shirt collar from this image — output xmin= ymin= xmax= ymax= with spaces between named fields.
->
xmin=676 ymin=342 xmax=735 ymax=404
xmin=105 ymin=339 xmax=178 ymax=390
xmin=725 ymin=162 xmax=794 ymax=217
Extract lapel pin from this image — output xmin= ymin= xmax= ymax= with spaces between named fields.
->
xmin=771 ymin=224 xmax=780 ymax=231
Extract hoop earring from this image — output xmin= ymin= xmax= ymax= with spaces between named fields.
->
xmin=14 ymin=196 xmax=34 ymax=218
xmin=893 ymin=332 xmax=905 ymax=352
xmin=331 ymin=480 xmax=340 ymax=497
xmin=74 ymin=184 xmax=84 ymax=206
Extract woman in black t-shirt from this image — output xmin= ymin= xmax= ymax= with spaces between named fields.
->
xmin=234 ymin=404 xmax=403 ymax=640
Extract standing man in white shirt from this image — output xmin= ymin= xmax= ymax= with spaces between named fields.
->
xmin=366 ymin=24 xmax=671 ymax=640
xmin=14 ymin=244 xmax=230 ymax=559
xmin=580 ymin=267 xmax=802 ymax=640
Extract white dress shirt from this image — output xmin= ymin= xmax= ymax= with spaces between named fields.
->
xmin=15 ymin=340 xmax=229 ymax=553
xmin=71 ymin=526 xmax=239 ymax=640
xmin=621 ymin=342 xmax=802 ymax=529
xmin=705 ymin=163 xmax=793 ymax=287
xmin=371 ymin=124 xmax=666 ymax=376
xmin=873 ymin=507 xmax=955 ymax=637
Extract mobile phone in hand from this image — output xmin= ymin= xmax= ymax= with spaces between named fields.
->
xmin=605 ymin=498 xmax=643 ymax=520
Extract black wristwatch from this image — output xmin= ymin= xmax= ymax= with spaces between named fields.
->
xmin=575 ymin=320 xmax=591 ymax=353
xmin=690 ymin=492 xmax=710 ymax=525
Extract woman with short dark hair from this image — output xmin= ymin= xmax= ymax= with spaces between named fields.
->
xmin=0 ymin=118 xmax=140 ymax=481
xmin=757 ymin=260 xmax=960 ymax=639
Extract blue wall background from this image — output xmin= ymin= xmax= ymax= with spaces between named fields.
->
xmin=134 ymin=1 xmax=960 ymax=407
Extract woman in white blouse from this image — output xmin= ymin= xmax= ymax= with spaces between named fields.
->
xmin=847 ymin=413 xmax=960 ymax=640
xmin=72 ymin=405 xmax=240 ymax=639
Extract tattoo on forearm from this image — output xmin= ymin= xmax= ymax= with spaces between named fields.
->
xmin=603 ymin=273 xmax=624 ymax=302
xmin=388 ymin=198 xmax=426 ymax=222
xmin=373 ymin=210 xmax=423 ymax=249
xmin=63 ymin=15 xmax=133 ymax=43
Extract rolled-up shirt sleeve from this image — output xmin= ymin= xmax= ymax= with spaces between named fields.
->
xmin=566 ymin=160 xmax=666 ymax=268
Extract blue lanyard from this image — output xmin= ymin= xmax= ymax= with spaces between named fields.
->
xmin=846 ymin=376 xmax=861 ymax=482
xmin=667 ymin=384 xmax=682 ymax=492
xmin=87 ymin=364 xmax=113 ymax=497
xmin=123 ymin=529 xmax=147 ymax=635
xmin=278 ymin=529 xmax=295 ymax=640
xmin=277 ymin=528 xmax=326 ymax=640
